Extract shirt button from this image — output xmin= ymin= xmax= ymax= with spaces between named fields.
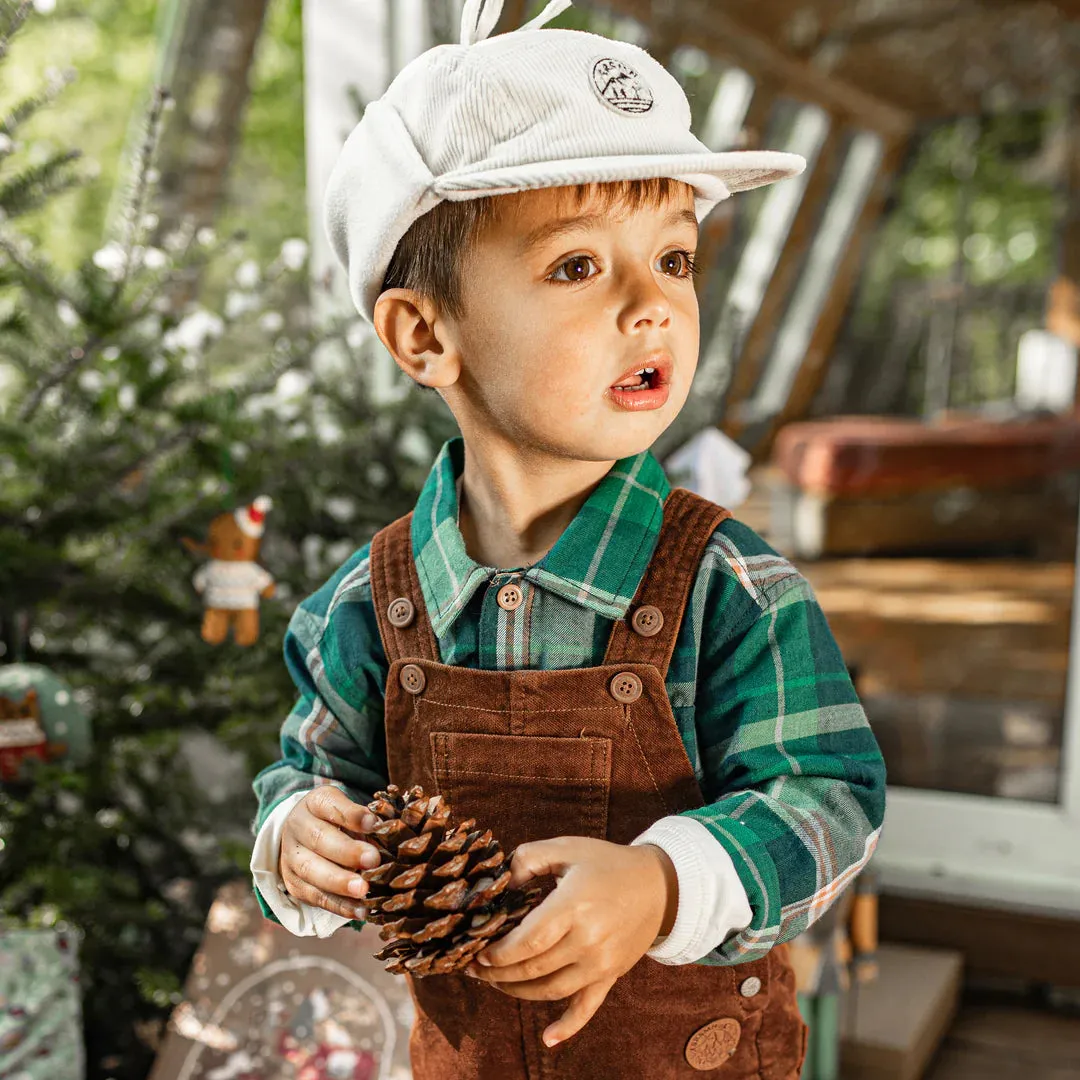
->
xmin=387 ymin=597 xmax=415 ymax=628
xmin=496 ymin=582 xmax=523 ymax=610
xmin=631 ymin=604 xmax=664 ymax=637
xmin=739 ymin=976 xmax=762 ymax=998
xmin=399 ymin=663 xmax=426 ymax=695
xmin=609 ymin=671 xmax=643 ymax=703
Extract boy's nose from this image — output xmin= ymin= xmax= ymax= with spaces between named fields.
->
xmin=616 ymin=268 xmax=672 ymax=333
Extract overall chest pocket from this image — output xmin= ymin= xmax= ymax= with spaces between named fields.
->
xmin=430 ymin=732 xmax=612 ymax=857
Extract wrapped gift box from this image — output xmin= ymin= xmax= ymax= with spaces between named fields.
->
xmin=0 ymin=927 xmax=84 ymax=1080
xmin=149 ymin=880 xmax=415 ymax=1080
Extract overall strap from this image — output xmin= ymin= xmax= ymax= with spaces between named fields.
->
xmin=369 ymin=513 xmax=440 ymax=666
xmin=603 ymin=487 xmax=731 ymax=678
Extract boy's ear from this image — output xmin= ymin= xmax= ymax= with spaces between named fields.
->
xmin=373 ymin=288 xmax=461 ymax=390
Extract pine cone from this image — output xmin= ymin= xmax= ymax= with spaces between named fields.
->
xmin=360 ymin=784 xmax=543 ymax=977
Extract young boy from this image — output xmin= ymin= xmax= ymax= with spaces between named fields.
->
xmin=251 ymin=2 xmax=886 ymax=1077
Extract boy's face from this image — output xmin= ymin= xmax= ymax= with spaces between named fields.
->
xmin=438 ymin=182 xmax=700 ymax=463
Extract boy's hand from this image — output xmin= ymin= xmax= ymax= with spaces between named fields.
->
xmin=464 ymin=837 xmax=678 ymax=1047
xmin=277 ymin=787 xmax=382 ymax=920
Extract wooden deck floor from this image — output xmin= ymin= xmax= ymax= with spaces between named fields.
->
xmin=924 ymin=987 xmax=1080 ymax=1080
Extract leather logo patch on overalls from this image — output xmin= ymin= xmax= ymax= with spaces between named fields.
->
xmin=684 ymin=1017 xmax=741 ymax=1070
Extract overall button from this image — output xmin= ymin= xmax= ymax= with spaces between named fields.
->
xmin=739 ymin=976 xmax=762 ymax=998
xmin=387 ymin=597 xmax=415 ymax=628
xmin=685 ymin=1017 xmax=741 ymax=1070
xmin=631 ymin=604 xmax=664 ymax=637
xmin=399 ymin=664 xmax=426 ymax=695
xmin=496 ymin=582 xmax=523 ymax=610
xmin=609 ymin=671 xmax=642 ymax=703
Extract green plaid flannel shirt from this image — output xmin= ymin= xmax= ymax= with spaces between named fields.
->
xmin=252 ymin=436 xmax=886 ymax=964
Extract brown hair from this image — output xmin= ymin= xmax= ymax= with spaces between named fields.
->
xmin=380 ymin=177 xmax=689 ymax=321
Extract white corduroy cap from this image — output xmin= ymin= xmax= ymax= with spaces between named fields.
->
xmin=324 ymin=0 xmax=806 ymax=323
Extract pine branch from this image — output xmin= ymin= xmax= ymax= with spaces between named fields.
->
xmin=0 ymin=148 xmax=82 ymax=218
xmin=0 ymin=306 xmax=27 ymax=338
xmin=0 ymin=1 xmax=33 ymax=61
xmin=0 ymin=70 xmax=76 ymax=140
xmin=17 ymin=334 xmax=104 ymax=422
xmin=114 ymin=87 xmax=170 ymax=288
xmin=0 ymin=231 xmax=68 ymax=305
xmin=34 ymin=350 xmax=309 ymax=530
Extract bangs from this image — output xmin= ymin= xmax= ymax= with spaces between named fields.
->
xmin=563 ymin=176 xmax=692 ymax=212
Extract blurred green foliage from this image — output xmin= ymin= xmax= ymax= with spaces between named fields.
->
xmin=866 ymin=108 xmax=1058 ymax=303
xmin=838 ymin=106 xmax=1062 ymax=414
xmin=5 ymin=0 xmax=305 ymax=274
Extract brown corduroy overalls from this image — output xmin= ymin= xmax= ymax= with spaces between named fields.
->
xmin=369 ymin=486 xmax=809 ymax=1079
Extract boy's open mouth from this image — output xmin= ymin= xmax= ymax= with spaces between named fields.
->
xmin=611 ymin=355 xmax=671 ymax=392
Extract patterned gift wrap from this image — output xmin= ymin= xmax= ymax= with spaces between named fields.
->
xmin=149 ymin=880 xmax=414 ymax=1080
xmin=0 ymin=927 xmax=85 ymax=1080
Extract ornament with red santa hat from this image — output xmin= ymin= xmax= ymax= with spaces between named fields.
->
xmin=181 ymin=496 xmax=277 ymax=646
xmin=235 ymin=495 xmax=273 ymax=539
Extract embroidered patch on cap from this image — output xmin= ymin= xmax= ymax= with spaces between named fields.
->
xmin=591 ymin=57 xmax=653 ymax=114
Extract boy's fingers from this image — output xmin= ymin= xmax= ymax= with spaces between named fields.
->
xmin=291 ymin=802 xmax=382 ymax=871
xmin=544 ymin=979 xmax=613 ymax=1047
xmin=304 ymin=786 xmax=379 ymax=834
xmin=468 ymin=930 xmax=575 ymax=984
xmin=508 ymin=837 xmax=586 ymax=888
xmin=478 ymin=900 xmax=572 ymax=968
xmin=282 ymin=844 xmax=370 ymax=919
xmin=473 ymin=963 xmax=585 ymax=1002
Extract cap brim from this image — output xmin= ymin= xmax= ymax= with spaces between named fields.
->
xmin=432 ymin=150 xmax=807 ymax=208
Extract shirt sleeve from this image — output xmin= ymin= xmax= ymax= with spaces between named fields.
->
xmin=630 ymin=815 xmax=752 ymax=964
xmin=682 ymin=519 xmax=887 ymax=966
xmin=250 ymin=542 xmax=389 ymax=931
xmin=250 ymin=791 xmax=352 ymax=937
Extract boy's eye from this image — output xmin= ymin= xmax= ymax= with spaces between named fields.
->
xmin=658 ymin=249 xmax=697 ymax=277
xmin=551 ymin=255 xmax=597 ymax=283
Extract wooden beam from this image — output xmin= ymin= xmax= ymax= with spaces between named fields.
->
xmin=691 ymin=73 xmax=780 ymax=292
xmin=738 ymin=74 xmax=781 ymax=153
xmin=1050 ymin=278 xmax=1080 ymax=349
xmin=754 ymin=134 xmax=911 ymax=457
xmin=695 ymin=74 xmax=780 ymax=284
xmin=1048 ymin=92 xmax=1080 ymax=405
xmin=720 ymin=122 xmax=847 ymax=446
xmin=494 ymin=0 xmax=528 ymax=35
xmin=1061 ymin=89 xmax=1080 ymax=293
xmin=598 ymin=0 xmax=913 ymax=138
xmin=1038 ymin=0 xmax=1080 ymax=21
xmin=800 ymin=1 xmax=980 ymax=54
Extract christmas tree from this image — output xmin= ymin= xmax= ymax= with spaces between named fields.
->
xmin=0 ymin=3 xmax=456 ymax=1076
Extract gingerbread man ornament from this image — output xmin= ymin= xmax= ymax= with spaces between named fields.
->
xmin=183 ymin=496 xmax=276 ymax=646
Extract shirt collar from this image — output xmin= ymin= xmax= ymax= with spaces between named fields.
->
xmin=411 ymin=436 xmax=670 ymax=639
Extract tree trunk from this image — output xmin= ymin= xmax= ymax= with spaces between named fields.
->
xmin=151 ymin=0 xmax=272 ymax=243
